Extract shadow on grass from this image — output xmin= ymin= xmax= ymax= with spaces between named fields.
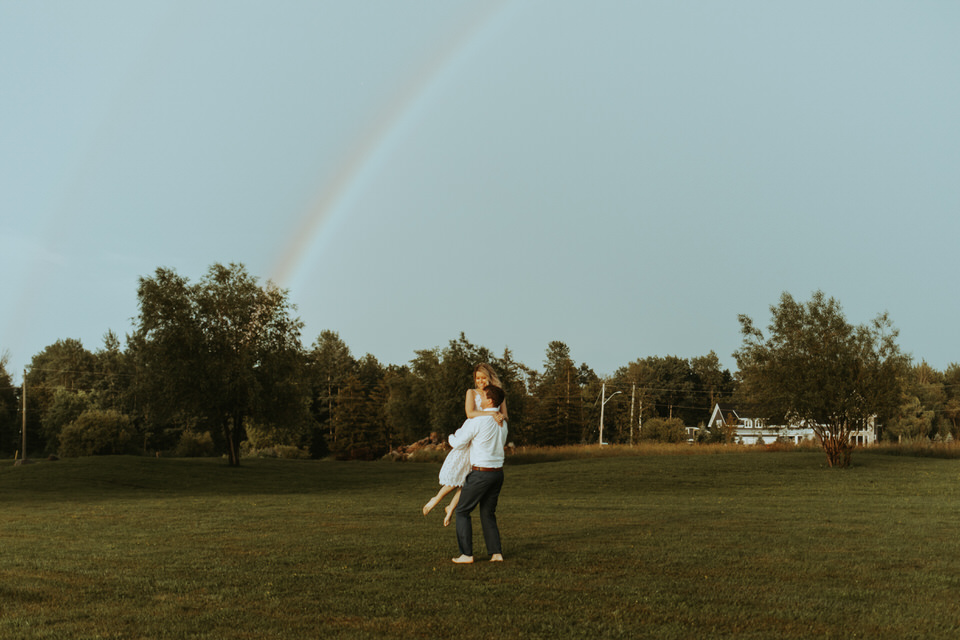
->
xmin=0 ymin=455 xmax=438 ymax=502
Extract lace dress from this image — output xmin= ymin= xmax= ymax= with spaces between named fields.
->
xmin=437 ymin=392 xmax=484 ymax=487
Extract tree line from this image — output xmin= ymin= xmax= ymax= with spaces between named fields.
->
xmin=1 ymin=264 xmax=957 ymax=466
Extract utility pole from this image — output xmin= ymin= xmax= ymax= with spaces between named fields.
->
xmin=629 ymin=383 xmax=636 ymax=446
xmin=600 ymin=383 xmax=607 ymax=446
xmin=599 ymin=382 xmax=621 ymax=446
xmin=22 ymin=369 xmax=26 ymax=456
xmin=16 ymin=368 xmax=30 ymax=466
xmin=638 ymin=399 xmax=643 ymax=439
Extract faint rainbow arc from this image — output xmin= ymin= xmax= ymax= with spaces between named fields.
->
xmin=271 ymin=1 xmax=509 ymax=290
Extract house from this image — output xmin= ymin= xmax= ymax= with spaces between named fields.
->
xmin=704 ymin=403 xmax=877 ymax=446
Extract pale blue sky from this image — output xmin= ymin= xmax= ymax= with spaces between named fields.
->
xmin=3 ymin=1 xmax=959 ymax=382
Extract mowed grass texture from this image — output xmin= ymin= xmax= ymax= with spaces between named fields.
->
xmin=1 ymin=451 xmax=959 ymax=639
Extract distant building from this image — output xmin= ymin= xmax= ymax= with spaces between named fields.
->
xmin=705 ymin=403 xmax=876 ymax=446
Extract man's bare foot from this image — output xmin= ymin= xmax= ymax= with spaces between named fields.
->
xmin=422 ymin=496 xmax=440 ymax=516
xmin=443 ymin=505 xmax=454 ymax=527
xmin=490 ymin=554 xmax=504 ymax=562
xmin=452 ymin=555 xmax=474 ymax=564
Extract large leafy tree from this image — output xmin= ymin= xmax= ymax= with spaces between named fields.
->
xmin=690 ymin=351 xmax=735 ymax=415
xmin=25 ymin=338 xmax=98 ymax=453
xmin=735 ymin=291 xmax=907 ymax=467
xmin=647 ymin=355 xmax=695 ymax=421
xmin=133 ymin=263 xmax=309 ymax=466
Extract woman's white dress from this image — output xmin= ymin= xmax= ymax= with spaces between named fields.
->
xmin=437 ymin=392 xmax=483 ymax=487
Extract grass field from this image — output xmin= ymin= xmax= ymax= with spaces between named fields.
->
xmin=2 ymin=449 xmax=959 ymax=639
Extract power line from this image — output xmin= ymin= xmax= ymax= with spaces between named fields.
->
xmin=26 ymin=367 xmax=135 ymax=378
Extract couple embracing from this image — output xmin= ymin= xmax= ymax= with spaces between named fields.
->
xmin=422 ymin=364 xmax=508 ymax=564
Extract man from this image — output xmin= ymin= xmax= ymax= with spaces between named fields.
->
xmin=447 ymin=384 xmax=507 ymax=564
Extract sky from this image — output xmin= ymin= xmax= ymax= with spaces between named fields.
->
xmin=3 ymin=1 xmax=960 ymax=383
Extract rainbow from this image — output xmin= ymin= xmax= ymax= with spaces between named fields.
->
xmin=271 ymin=0 xmax=511 ymax=290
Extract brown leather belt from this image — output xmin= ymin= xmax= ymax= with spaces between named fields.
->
xmin=472 ymin=466 xmax=502 ymax=472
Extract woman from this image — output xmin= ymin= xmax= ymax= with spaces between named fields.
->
xmin=422 ymin=363 xmax=508 ymax=526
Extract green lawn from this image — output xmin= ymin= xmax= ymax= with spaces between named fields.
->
xmin=1 ymin=451 xmax=959 ymax=639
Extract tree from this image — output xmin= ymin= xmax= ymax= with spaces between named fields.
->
xmin=887 ymin=362 xmax=944 ymax=441
xmin=735 ymin=291 xmax=907 ymax=467
xmin=690 ymin=351 xmax=735 ymax=413
xmin=401 ymin=334 xmax=534 ymax=446
xmin=305 ymin=330 xmax=358 ymax=456
xmin=0 ymin=352 xmax=20 ymax=455
xmin=327 ymin=354 xmax=393 ymax=458
xmin=650 ymin=356 xmax=694 ymax=421
xmin=92 ymin=331 xmax=135 ymax=415
xmin=942 ymin=364 xmax=960 ymax=439
xmin=613 ymin=359 xmax=659 ymax=442
xmin=25 ymin=338 xmax=98 ymax=454
xmin=382 ymin=365 xmax=427 ymax=447
xmin=307 ymin=331 xmax=356 ymax=430
xmin=410 ymin=333 xmax=495 ymax=438
xmin=331 ymin=375 xmax=371 ymax=454
xmin=133 ymin=263 xmax=308 ymax=466
xmin=610 ymin=353 xmax=733 ymax=440
xmin=888 ymin=396 xmax=935 ymax=442
xmin=529 ymin=341 xmax=584 ymax=445
xmin=490 ymin=348 xmax=531 ymax=444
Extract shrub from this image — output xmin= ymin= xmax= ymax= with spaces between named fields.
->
xmin=242 ymin=421 xmax=316 ymax=459
xmin=58 ymin=409 xmax=135 ymax=458
xmin=639 ymin=417 xmax=687 ymax=443
xmin=42 ymin=389 xmax=95 ymax=453
xmin=241 ymin=444 xmax=310 ymax=459
xmin=174 ymin=430 xmax=217 ymax=457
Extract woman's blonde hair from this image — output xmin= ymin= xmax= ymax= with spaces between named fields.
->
xmin=473 ymin=363 xmax=503 ymax=388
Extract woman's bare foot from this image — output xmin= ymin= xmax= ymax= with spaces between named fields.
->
xmin=422 ymin=496 xmax=441 ymax=516
xmin=443 ymin=504 xmax=454 ymax=527
xmin=490 ymin=554 xmax=504 ymax=562
xmin=452 ymin=555 xmax=474 ymax=564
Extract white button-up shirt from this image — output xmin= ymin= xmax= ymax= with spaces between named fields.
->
xmin=448 ymin=409 xmax=507 ymax=469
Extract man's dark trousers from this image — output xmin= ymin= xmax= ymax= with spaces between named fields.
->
xmin=454 ymin=468 xmax=504 ymax=557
